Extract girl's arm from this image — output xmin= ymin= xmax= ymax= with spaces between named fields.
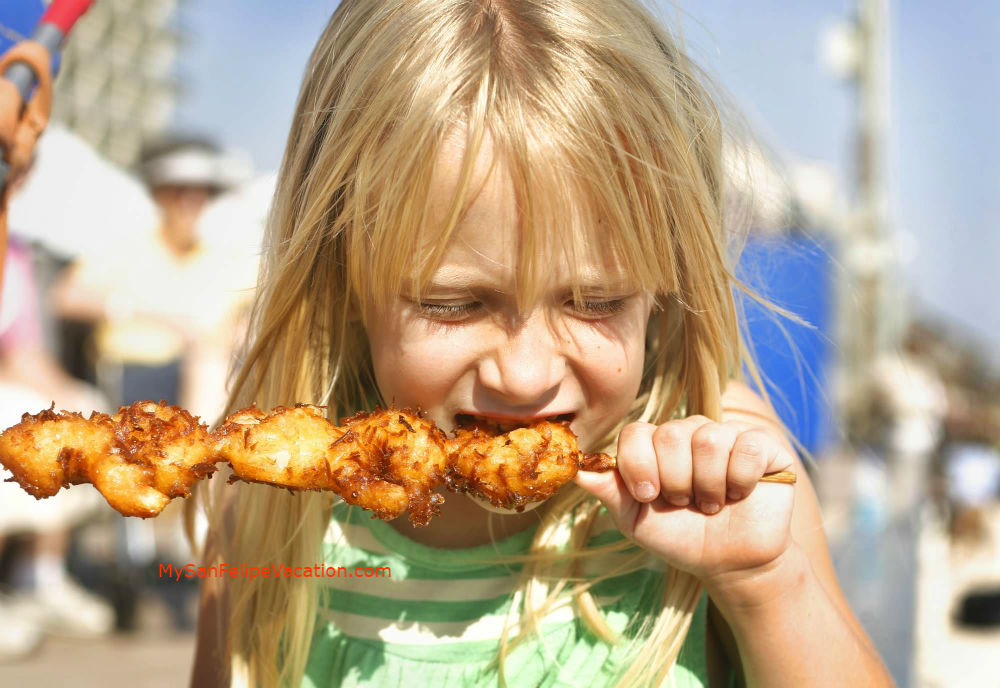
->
xmin=707 ymin=380 xmax=892 ymax=687
xmin=575 ymin=380 xmax=893 ymax=687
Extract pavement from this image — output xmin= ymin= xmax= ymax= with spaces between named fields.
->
xmin=0 ymin=596 xmax=195 ymax=686
xmin=0 ymin=631 xmax=195 ymax=687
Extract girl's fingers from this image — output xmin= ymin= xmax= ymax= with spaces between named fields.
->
xmin=652 ymin=420 xmax=696 ymax=506
xmin=615 ymin=422 xmax=660 ymax=502
xmin=581 ymin=417 xmax=794 ymax=524
xmin=690 ymin=421 xmax=739 ymax=514
xmin=725 ymin=428 xmax=773 ymax=502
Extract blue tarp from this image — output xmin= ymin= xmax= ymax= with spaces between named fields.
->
xmin=1 ymin=2 xmax=61 ymax=74
xmin=0 ymin=2 xmax=46 ymax=55
xmin=737 ymin=233 xmax=836 ymax=455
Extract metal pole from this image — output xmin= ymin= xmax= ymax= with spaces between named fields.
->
xmin=844 ymin=0 xmax=893 ymax=445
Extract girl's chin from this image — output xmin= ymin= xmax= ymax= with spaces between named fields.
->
xmin=467 ymin=494 xmax=544 ymax=515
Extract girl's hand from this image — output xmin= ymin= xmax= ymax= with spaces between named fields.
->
xmin=574 ymin=416 xmax=796 ymax=585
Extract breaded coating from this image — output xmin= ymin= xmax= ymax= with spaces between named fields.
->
xmin=579 ymin=451 xmax=616 ymax=473
xmin=0 ymin=407 xmax=111 ymax=497
xmin=0 ymin=402 xmax=219 ymax=518
xmin=215 ymin=404 xmax=413 ymax=522
xmin=337 ymin=408 xmax=449 ymax=526
xmin=446 ymin=419 xmax=588 ymax=511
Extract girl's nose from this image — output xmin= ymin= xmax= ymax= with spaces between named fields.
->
xmin=477 ymin=311 xmax=567 ymax=404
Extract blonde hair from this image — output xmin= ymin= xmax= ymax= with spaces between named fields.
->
xmin=194 ymin=0 xmax=794 ymax=685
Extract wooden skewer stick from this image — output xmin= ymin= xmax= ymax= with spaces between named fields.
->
xmin=759 ymin=470 xmax=797 ymax=485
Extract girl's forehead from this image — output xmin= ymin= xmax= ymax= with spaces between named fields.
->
xmin=425 ymin=130 xmax=517 ymax=255
xmin=416 ymin=128 xmax=632 ymax=293
xmin=426 ymin=127 xmax=511 ymax=232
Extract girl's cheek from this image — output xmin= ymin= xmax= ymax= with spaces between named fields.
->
xmin=386 ymin=328 xmax=479 ymax=400
xmin=401 ymin=326 xmax=482 ymax=369
xmin=568 ymin=325 xmax=641 ymax=382
xmin=573 ymin=329 xmax=645 ymax=421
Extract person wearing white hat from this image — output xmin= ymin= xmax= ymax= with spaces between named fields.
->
xmin=51 ymin=134 xmax=239 ymax=409
xmin=48 ymin=134 xmax=253 ymax=631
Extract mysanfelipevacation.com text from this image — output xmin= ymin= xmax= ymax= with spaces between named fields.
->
xmin=159 ymin=563 xmax=392 ymax=581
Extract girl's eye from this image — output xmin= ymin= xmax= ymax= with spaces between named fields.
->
xmin=417 ymin=302 xmax=481 ymax=319
xmin=416 ymin=298 xmax=627 ymax=320
xmin=570 ymin=298 xmax=627 ymax=317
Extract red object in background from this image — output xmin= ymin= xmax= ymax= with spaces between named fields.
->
xmin=41 ymin=0 xmax=94 ymax=35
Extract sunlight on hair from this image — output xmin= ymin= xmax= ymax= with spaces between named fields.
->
xmin=184 ymin=1 xmax=808 ymax=686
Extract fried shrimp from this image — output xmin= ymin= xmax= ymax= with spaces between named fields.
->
xmin=214 ymin=404 xmax=336 ymax=489
xmin=0 ymin=407 xmax=110 ymax=498
xmin=0 ymin=401 xmax=617 ymax=523
xmin=336 ymin=408 xmax=449 ymax=526
xmin=0 ymin=401 xmax=219 ymax=518
xmin=214 ymin=404 xmax=413 ymax=522
xmin=446 ymin=419 xmax=594 ymax=511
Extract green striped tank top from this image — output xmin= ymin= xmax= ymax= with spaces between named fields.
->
xmin=303 ymin=502 xmax=713 ymax=687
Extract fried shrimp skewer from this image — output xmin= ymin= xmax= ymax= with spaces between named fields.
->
xmin=218 ymin=408 xmax=598 ymax=521
xmin=0 ymin=401 xmax=794 ymax=524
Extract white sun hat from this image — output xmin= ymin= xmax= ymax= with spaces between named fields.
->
xmin=138 ymin=135 xmax=252 ymax=192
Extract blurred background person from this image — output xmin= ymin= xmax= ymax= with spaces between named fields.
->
xmin=47 ymin=134 xmax=254 ymax=632
xmin=869 ymin=324 xmax=950 ymax=519
xmin=50 ymin=135 xmax=244 ymax=413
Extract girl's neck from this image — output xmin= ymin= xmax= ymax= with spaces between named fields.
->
xmin=388 ymin=491 xmax=544 ymax=548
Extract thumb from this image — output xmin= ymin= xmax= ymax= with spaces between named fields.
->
xmin=574 ymin=468 xmax=634 ymax=519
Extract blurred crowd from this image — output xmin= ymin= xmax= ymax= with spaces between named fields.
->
xmin=854 ymin=317 xmax=1000 ymax=642
xmin=862 ymin=320 xmax=1000 ymax=535
xmin=0 ymin=131 xmax=260 ymax=661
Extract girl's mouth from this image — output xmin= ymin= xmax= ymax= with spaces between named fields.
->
xmin=454 ymin=413 xmax=575 ymax=434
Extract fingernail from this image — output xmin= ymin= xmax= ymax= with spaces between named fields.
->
xmin=635 ymin=481 xmax=657 ymax=501
xmin=700 ymin=501 xmax=720 ymax=515
xmin=669 ymin=495 xmax=690 ymax=507
xmin=727 ymin=489 xmax=743 ymax=501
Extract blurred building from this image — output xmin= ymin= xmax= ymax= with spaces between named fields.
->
xmin=50 ymin=0 xmax=180 ymax=167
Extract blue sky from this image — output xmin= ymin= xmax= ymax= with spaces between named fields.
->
xmin=172 ymin=1 xmax=1000 ymax=364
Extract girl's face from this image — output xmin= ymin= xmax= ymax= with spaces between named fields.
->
xmin=366 ymin=133 xmax=653 ymax=457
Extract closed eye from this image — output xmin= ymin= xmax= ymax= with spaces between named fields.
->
xmin=417 ymin=302 xmax=481 ymax=319
xmin=416 ymin=297 xmax=629 ymax=321
xmin=569 ymin=298 xmax=627 ymax=317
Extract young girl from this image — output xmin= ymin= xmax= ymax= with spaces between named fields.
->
xmin=190 ymin=1 xmax=892 ymax=686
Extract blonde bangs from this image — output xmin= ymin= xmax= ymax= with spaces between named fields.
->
xmin=337 ymin=1 xmax=714 ymax=323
